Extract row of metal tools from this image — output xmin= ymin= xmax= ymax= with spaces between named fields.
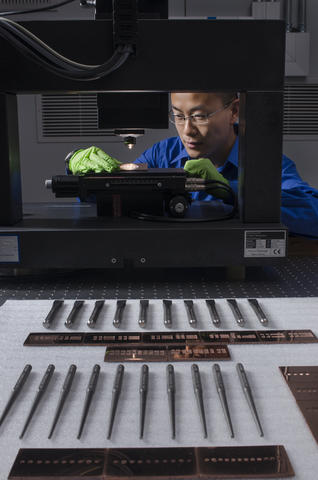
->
xmin=43 ymin=298 xmax=268 ymax=329
xmin=0 ymin=362 xmax=263 ymax=440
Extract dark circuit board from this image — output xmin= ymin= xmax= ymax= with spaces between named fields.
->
xmin=9 ymin=445 xmax=294 ymax=479
xmin=24 ymin=329 xmax=318 ymax=346
xmin=104 ymin=344 xmax=231 ymax=362
xmin=280 ymin=366 xmax=318 ymax=445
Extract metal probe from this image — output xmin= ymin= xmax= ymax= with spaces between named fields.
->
xmin=236 ymin=363 xmax=264 ymax=436
xmin=65 ymin=300 xmax=85 ymax=328
xmin=87 ymin=300 xmax=104 ymax=328
xmin=212 ymin=364 xmax=234 ymax=438
xmin=191 ymin=364 xmax=208 ymax=438
xmin=248 ymin=298 xmax=268 ymax=325
xmin=43 ymin=300 xmax=64 ymax=328
xmin=107 ymin=364 xmax=124 ymax=439
xmin=184 ymin=300 xmax=197 ymax=326
xmin=48 ymin=364 xmax=77 ymax=438
xmin=20 ymin=364 xmax=55 ymax=439
xmin=206 ymin=299 xmax=221 ymax=326
xmin=163 ymin=299 xmax=172 ymax=327
xmin=0 ymin=364 xmax=32 ymax=429
xmin=138 ymin=300 xmax=149 ymax=328
xmin=227 ymin=299 xmax=245 ymax=326
xmin=77 ymin=364 xmax=100 ymax=439
xmin=139 ymin=364 xmax=149 ymax=439
xmin=166 ymin=364 xmax=176 ymax=439
xmin=113 ymin=300 xmax=126 ymax=328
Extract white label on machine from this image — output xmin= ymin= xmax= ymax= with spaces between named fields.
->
xmin=0 ymin=235 xmax=19 ymax=262
xmin=244 ymin=230 xmax=286 ymax=257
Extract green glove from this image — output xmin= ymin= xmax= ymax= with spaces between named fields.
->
xmin=184 ymin=158 xmax=230 ymax=200
xmin=68 ymin=146 xmax=121 ymax=175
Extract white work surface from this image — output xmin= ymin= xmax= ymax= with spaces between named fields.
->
xmin=0 ymin=298 xmax=318 ymax=480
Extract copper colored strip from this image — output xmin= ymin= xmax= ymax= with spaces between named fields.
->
xmin=197 ymin=445 xmax=294 ymax=477
xmin=280 ymin=366 xmax=318 ymax=444
xmin=24 ymin=330 xmax=318 ymax=347
xmin=104 ymin=344 xmax=231 ymax=362
xmin=9 ymin=446 xmax=294 ymax=479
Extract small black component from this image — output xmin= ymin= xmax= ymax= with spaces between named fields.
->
xmin=206 ymin=299 xmax=221 ymax=326
xmin=65 ymin=300 xmax=85 ymax=328
xmin=166 ymin=364 xmax=176 ymax=439
xmin=138 ymin=300 xmax=149 ymax=328
xmin=0 ymin=365 xmax=32 ymax=429
xmin=184 ymin=300 xmax=197 ymax=326
xmin=87 ymin=300 xmax=104 ymax=328
xmin=113 ymin=300 xmax=126 ymax=328
xmin=43 ymin=300 xmax=64 ymax=328
xmin=212 ymin=364 xmax=234 ymax=438
xmin=191 ymin=364 xmax=207 ymax=438
xmin=20 ymin=365 xmax=55 ymax=439
xmin=49 ymin=365 xmax=77 ymax=438
xmin=139 ymin=364 xmax=149 ymax=439
xmin=163 ymin=299 xmax=172 ymax=327
xmin=77 ymin=364 xmax=100 ymax=439
xmin=107 ymin=364 xmax=124 ymax=439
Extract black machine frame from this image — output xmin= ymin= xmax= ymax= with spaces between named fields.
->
xmin=0 ymin=18 xmax=287 ymax=269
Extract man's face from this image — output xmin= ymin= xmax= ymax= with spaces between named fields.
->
xmin=170 ymin=92 xmax=238 ymax=159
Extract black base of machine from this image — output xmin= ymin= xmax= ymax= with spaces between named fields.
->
xmin=0 ymin=203 xmax=288 ymax=270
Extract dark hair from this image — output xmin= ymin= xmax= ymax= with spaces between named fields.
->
xmin=217 ymin=92 xmax=238 ymax=106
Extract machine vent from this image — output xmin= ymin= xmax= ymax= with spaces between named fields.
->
xmin=0 ymin=0 xmax=51 ymax=7
xmin=284 ymin=84 xmax=318 ymax=137
xmin=38 ymin=86 xmax=318 ymax=141
xmin=38 ymin=94 xmax=112 ymax=141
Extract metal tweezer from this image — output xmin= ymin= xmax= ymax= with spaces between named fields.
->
xmin=0 ymin=364 xmax=32 ymax=429
xmin=43 ymin=300 xmax=64 ymax=328
xmin=20 ymin=364 xmax=55 ymax=439
xmin=48 ymin=364 xmax=77 ymax=438
xmin=212 ymin=364 xmax=234 ymax=438
xmin=77 ymin=364 xmax=100 ymax=439
xmin=65 ymin=300 xmax=85 ymax=328
xmin=184 ymin=300 xmax=197 ymax=326
xmin=138 ymin=300 xmax=149 ymax=328
xmin=107 ymin=364 xmax=124 ymax=439
xmin=236 ymin=363 xmax=264 ymax=436
xmin=87 ymin=300 xmax=104 ymax=328
xmin=139 ymin=364 xmax=149 ymax=439
xmin=227 ymin=299 xmax=245 ymax=326
xmin=191 ymin=364 xmax=207 ymax=438
xmin=248 ymin=298 xmax=268 ymax=325
xmin=163 ymin=299 xmax=172 ymax=327
xmin=206 ymin=299 xmax=221 ymax=326
xmin=113 ymin=300 xmax=126 ymax=328
xmin=166 ymin=364 xmax=176 ymax=439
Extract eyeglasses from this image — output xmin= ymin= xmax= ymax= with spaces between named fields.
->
xmin=169 ymin=102 xmax=232 ymax=126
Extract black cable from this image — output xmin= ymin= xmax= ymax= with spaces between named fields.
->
xmin=201 ymin=179 xmax=237 ymax=208
xmin=0 ymin=18 xmax=98 ymax=70
xmin=0 ymin=23 xmax=82 ymax=75
xmin=130 ymin=207 xmax=237 ymax=223
xmin=0 ymin=0 xmax=77 ymax=16
xmin=0 ymin=20 xmax=133 ymax=80
xmin=0 ymin=19 xmax=131 ymax=75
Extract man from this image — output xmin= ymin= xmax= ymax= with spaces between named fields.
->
xmin=135 ymin=92 xmax=318 ymax=237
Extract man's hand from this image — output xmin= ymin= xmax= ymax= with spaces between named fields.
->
xmin=68 ymin=146 xmax=121 ymax=175
xmin=184 ymin=158 xmax=230 ymax=200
